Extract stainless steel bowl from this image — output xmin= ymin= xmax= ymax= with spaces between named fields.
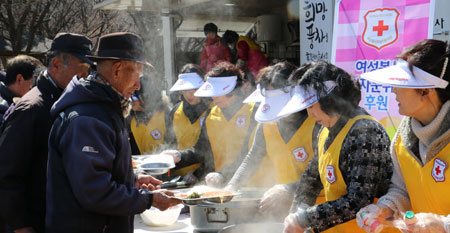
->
xmin=139 ymin=162 xmax=175 ymax=175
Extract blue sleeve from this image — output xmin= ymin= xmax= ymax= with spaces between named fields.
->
xmin=58 ymin=116 xmax=150 ymax=216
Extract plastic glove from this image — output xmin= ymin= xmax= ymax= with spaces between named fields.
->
xmin=205 ymin=172 xmax=225 ymax=187
xmin=283 ymin=213 xmax=305 ymax=233
xmin=394 ymin=212 xmax=447 ymax=233
xmin=160 ymin=150 xmax=181 ymax=163
xmin=356 ymin=204 xmax=394 ymax=232
xmin=224 ymin=184 xmax=238 ymax=192
xmin=182 ymin=171 xmax=198 ymax=184
xmin=259 ymin=184 xmax=293 ymax=220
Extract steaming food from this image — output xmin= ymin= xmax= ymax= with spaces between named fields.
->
xmin=176 ymin=191 xmax=232 ymax=199
xmin=187 ymin=192 xmax=201 ymax=199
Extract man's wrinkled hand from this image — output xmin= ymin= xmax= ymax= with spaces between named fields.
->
xmin=135 ymin=174 xmax=163 ymax=190
xmin=151 ymin=190 xmax=182 ymax=211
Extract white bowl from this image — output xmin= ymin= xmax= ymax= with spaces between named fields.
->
xmin=140 ymin=204 xmax=183 ymax=227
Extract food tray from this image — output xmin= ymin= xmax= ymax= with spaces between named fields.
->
xmin=173 ymin=190 xmax=239 ymax=205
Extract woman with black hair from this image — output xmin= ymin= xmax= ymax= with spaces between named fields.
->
xmin=225 ymin=61 xmax=321 ymax=218
xmin=166 ymin=64 xmax=213 ymax=177
xmin=281 ymin=61 xmax=393 ymax=233
xmin=357 ymin=39 xmax=450 ymax=232
xmin=162 ymin=62 xmax=258 ymax=185
xmin=130 ymin=75 xmax=171 ymax=154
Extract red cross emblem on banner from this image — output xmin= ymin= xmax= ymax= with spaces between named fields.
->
xmin=432 ymin=158 xmax=446 ymax=182
xmin=362 ymin=8 xmax=400 ymax=50
xmin=326 ymin=165 xmax=336 ymax=184
xmin=292 ymin=147 xmax=308 ymax=162
xmin=151 ymin=129 xmax=162 ymax=140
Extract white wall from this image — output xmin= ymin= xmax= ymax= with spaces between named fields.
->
xmin=433 ymin=0 xmax=450 ymax=41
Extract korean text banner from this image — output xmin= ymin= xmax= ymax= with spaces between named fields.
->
xmin=331 ymin=0 xmax=434 ymax=138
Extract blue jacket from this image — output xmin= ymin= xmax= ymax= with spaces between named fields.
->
xmin=46 ymin=76 xmax=152 ymax=233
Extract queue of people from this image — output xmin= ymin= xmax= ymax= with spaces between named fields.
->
xmin=0 ymin=23 xmax=449 ymax=233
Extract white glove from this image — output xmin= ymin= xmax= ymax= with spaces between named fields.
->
xmin=205 ymin=172 xmax=225 ymax=187
xmin=160 ymin=150 xmax=181 ymax=163
xmin=357 ymin=204 xmax=393 ymax=232
xmin=394 ymin=212 xmax=447 ymax=233
xmin=259 ymin=184 xmax=293 ymax=220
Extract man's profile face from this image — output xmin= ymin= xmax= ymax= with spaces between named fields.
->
xmin=113 ymin=61 xmax=144 ymax=98
xmin=17 ymin=77 xmax=33 ymax=97
xmin=57 ymin=55 xmax=90 ymax=88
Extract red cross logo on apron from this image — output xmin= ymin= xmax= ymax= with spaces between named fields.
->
xmin=292 ymin=147 xmax=308 ymax=162
xmin=151 ymin=129 xmax=162 ymax=140
xmin=326 ymin=165 xmax=336 ymax=184
xmin=432 ymin=158 xmax=447 ymax=182
xmin=236 ymin=116 xmax=246 ymax=128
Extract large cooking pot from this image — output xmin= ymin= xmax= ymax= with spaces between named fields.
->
xmin=190 ymin=198 xmax=262 ymax=232
xmin=190 ymin=189 xmax=267 ymax=233
xmin=219 ymin=222 xmax=284 ymax=233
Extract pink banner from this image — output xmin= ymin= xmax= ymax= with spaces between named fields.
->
xmin=331 ymin=0 xmax=434 ymax=138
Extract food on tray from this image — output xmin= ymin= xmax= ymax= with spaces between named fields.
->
xmin=175 ymin=190 xmax=232 ymax=199
xmin=201 ymin=190 xmax=233 ymax=197
xmin=187 ymin=192 xmax=201 ymax=199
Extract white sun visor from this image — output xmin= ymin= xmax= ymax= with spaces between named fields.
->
xmin=169 ymin=72 xmax=205 ymax=92
xmin=194 ymin=76 xmax=237 ymax=97
xmin=243 ymin=84 xmax=263 ymax=103
xmin=361 ymin=60 xmax=449 ymax=89
xmin=277 ymin=81 xmax=337 ymax=117
xmin=255 ymin=87 xmax=293 ymax=123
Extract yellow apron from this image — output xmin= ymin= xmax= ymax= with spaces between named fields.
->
xmin=173 ymin=102 xmax=206 ymax=150
xmin=171 ymin=102 xmax=208 ymax=176
xmin=318 ymin=115 xmax=375 ymax=233
xmin=131 ymin=111 xmax=166 ymax=154
xmin=263 ymin=117 xmax=316 ymax=184
xmin=206 ymin=103 xmax=255 ymax=171
xmin=396 ymin=136 xmax=450 ymax=215
xmin=238 ymin=36 xmax=262 ymax=51
xmin=247 ymin=123 xmax=276 ymax=187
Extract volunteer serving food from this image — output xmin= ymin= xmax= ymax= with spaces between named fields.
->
xmin=357 ymin=39 xmax=450 ymax=232
xmin=225 ymin=62 xmax=321 ymax=217
xmin=281 ymin=61 xmax=393 ymax=233
xmin=166 ymin=64 xmax=213 ymax=178
xmin=162 ymin=62 xmax=258 ymax=186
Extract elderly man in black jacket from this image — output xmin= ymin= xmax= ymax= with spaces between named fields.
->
xmin=46 ymin=32 xmax=180 ymax=233
xmin=0 ymin=33 xmax=94 ymax=233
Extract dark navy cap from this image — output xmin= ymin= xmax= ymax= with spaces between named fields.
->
xmin=50 ymin=33 xmax=93 ymax=65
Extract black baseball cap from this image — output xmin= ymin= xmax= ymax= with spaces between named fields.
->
xmin=50 ymin=33 xmax=94 ymax=65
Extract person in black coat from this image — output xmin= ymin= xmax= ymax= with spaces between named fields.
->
xmin=46 ymin=32 xmax=180 ymax=233
xmin=0 ymin=33 xmax=94 ymax=233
